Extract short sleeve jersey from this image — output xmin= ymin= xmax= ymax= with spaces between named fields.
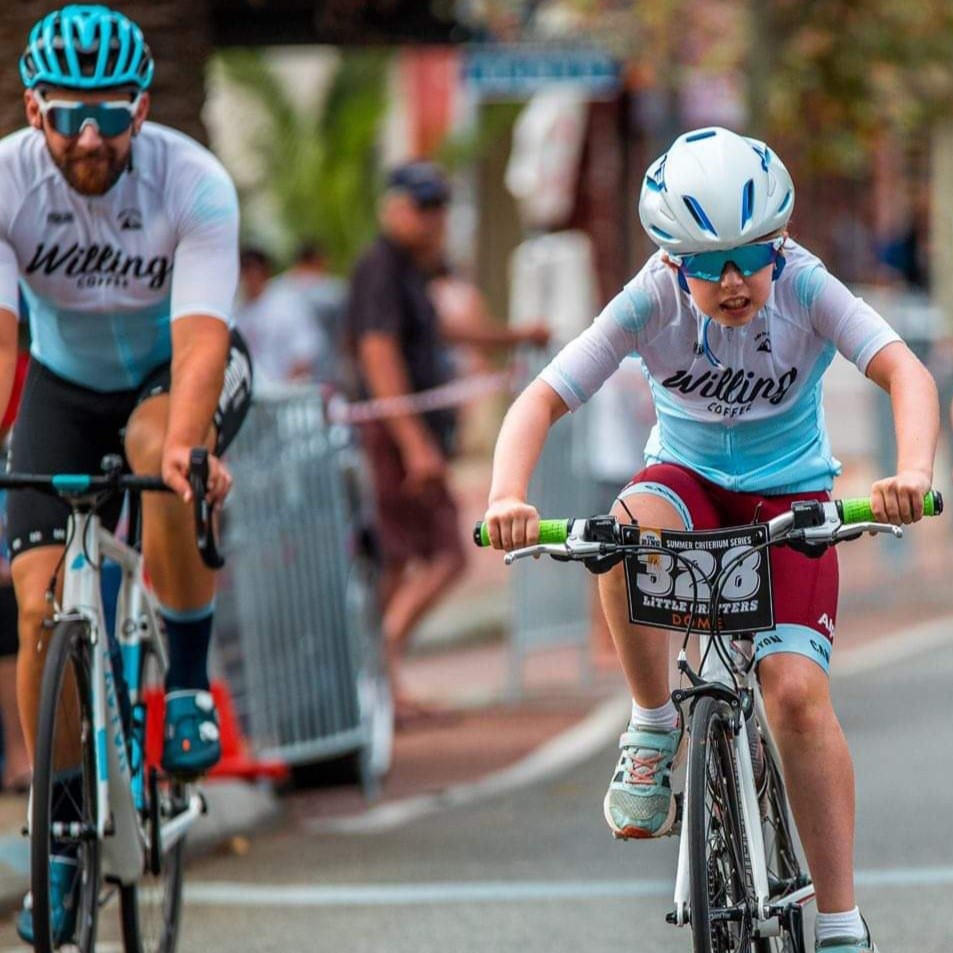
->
xmin=0 ymin=122 xmax=240 ymax=392
xmin=539 ymin=241 xmax=901 ymax=494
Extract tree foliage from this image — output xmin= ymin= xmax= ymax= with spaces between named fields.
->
xmin=462 ymin=0 xmax=953 ymax=169
xmin=217 ymin=49 xmax=389 ymax=274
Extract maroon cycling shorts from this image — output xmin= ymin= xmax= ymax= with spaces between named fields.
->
xmin=618 ymin=463 xmax=838 ymax=674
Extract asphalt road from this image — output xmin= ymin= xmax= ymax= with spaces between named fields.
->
xmin=2 ymin=634 xmax=952 ymax=952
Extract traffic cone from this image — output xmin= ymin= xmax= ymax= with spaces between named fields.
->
xmin=143 ymin=680 xmax=288 ymax=782
xmin=208 ymin=679 xmax=289 ymax=782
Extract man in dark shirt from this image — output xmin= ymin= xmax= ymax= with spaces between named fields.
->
xmin=346 ymin=162 xmax=462 ymax=726
xmin=347 ymin=161 xmax=547 ymax=726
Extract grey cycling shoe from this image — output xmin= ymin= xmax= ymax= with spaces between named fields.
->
xmin=815 ymin=915 xmax=879 ymax=952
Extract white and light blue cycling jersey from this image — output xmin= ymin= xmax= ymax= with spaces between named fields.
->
xmin=540 ymin=240 xmax=900 ymax=494
xmin=0 ymin=121 xmax=239 ymax=391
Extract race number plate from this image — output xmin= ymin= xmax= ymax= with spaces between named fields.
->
xmin=622 ymin=523 xmax=774 ymax=634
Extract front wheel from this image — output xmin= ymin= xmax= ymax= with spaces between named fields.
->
xmin=119 ymin=640 xmax=185 ymax=953
xmin=753 ymin=739 xmax=808 ymax=953
xmin=31 ymin=619 xmax=101 ymax=953
xmin=688 ymin=695 xmax=754 ymax=953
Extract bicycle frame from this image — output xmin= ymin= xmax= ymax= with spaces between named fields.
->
xmin=53 ymin=506 xmax=203 ymax=886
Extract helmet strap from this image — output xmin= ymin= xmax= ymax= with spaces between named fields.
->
xmin=677 ymin=267 xmax=690 ymax=293
xmin=772 ymin=251 xmax=786 ymax=281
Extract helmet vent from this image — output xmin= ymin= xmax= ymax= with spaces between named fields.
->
xmin=777 ymin=189 xmax=792 ymax=213
xmin=685 ymin=129 xmax=717 ymax=143
xmin=741 ymin=179 xmax=755 ymax=228
xmin=682 ymin=196 xmax=718 ymax=236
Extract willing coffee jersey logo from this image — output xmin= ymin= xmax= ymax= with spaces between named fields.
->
xmin=661 ymin=365 xmax=799 ymax=419
xmin=25 ymin=242 xmax=173 ymax=290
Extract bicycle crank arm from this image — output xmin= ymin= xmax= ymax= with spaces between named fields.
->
xmin=159 ymin=791 xmax=205 ymax=852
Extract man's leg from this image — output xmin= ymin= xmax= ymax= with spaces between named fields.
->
xmin=382 ymin=549 xmax=465 ymax=712
xmin=375 ymin=472 xmax=467 ymax=719
xmin=124 ymin=395 xmax=221 ymax=774
xmin=11 ymin=547 xmax=70 ymax=766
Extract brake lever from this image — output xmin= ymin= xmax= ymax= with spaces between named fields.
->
xmin=833 ymin=521 xmax=903 ymax=541
xmin=189 ymin=448 xmax=226 ymax=570
xmin=503 ymin=541 xmax=603 ymax=565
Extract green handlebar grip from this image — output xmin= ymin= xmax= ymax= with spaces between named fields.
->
xmin=838 ymin=490 xmax=943 ymax=525
xmin=473 ymin=518 xmax=571 ymax=547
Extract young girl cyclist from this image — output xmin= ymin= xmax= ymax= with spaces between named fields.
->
xmin=482 ymin=127 xmax=939 ymax=953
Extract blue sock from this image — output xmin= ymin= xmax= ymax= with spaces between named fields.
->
xmin=161 ymin=604 xmax=214 ymax=693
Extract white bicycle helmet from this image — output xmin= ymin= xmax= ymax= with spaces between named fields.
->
xmin=638 ymin=127 xmax=794 ymax=255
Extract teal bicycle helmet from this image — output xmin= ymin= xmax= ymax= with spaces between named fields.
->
xmin=20 ymin=5 xmax=154 ymax=91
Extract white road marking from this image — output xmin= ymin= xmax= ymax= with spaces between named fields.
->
xmin=183 ymin=865 xmax=953 ymax=907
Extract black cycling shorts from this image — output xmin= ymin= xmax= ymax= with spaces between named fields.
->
xmin=6 ymin=329 xmax=253 ymax=559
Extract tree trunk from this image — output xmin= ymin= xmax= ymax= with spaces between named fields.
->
xmin=0 ymin=0 xmax=211 ymax=142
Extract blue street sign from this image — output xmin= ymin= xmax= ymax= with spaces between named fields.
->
xmin=463 ymin=45 xmax=621 ymax=97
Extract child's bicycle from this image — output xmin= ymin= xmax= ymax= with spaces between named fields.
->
xmin=475 ymin=490 xmax=943 ymax=952
xmin=0 ymin=448 xmax=225 ymax=953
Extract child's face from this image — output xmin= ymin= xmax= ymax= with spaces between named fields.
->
xmin=662 ymin=241 xmax=778 ymax=326
xmin=684 ymin=262 xmax=775 ymax=327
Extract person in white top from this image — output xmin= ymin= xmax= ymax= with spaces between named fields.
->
xmin=483 ymin=127 xmax=939 ymax=953
xmin=0 ymin=7 xmax=253 ymax=942
xmin=234 ymin=247 xmax=326 ymax=387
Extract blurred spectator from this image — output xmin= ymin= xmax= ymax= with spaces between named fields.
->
xmin=429 ymin=264 xmax=549 ymax=358
xmin=271 ymin=243 xmax=348 ymax=389
xmin=345 ymin=161 xmax=546 ymax=727
xmin=235 ymin=247 xmax=327 ymax=387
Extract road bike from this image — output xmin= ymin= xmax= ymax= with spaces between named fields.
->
xmin=475 ymin=490 xmax=942 ymax=952
xmin=0 ymin=448 xmax=224 ymax=953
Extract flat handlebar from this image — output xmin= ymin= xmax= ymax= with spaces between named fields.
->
xmin=473 ymin=490 xmax=944 ymax=549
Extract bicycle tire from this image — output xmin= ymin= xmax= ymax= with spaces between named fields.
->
xmin=31 ymin=619 xmax=101 ymax=953
xmin=688 ymin=694 xmax=754 ymax=953
xmin=119 ymin=640 xmax=185 ymax=953
xmin=753 ymin=740 xmax=807 ymax=953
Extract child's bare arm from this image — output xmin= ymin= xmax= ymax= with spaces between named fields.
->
xmin=484 ymin=379 xmax=570 ymax=550
xmin=866 ymin=340 xmax=939 ymax=523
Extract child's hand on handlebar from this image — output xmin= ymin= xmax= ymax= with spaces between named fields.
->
xmin=482 ymin=498 xmax=541 ymax=551
xmin=870 ymin=470 xmax=932 ymax=525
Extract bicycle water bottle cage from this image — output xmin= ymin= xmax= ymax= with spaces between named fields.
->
xmin=784 ymin=500 xmax=830 ymax=559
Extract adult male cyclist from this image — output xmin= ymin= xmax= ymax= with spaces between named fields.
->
xmin=0 ymin=5 xmax=251 ymax=942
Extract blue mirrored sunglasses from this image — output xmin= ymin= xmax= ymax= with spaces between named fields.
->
xmin=35 ymin=91 xmax=140 ymax=138
xmin=672 ymin=237 xmax=784 ymax=282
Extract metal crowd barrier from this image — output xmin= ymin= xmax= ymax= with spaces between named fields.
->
xmin=214 ymin=387 xmax=392 ymax=795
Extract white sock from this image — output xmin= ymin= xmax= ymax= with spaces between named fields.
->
xmin=815 ymin=907 xmax=865 ymax=944
xmin=630 ymin=699 xmax=679 ymax=730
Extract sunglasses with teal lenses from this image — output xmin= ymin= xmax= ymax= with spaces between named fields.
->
xmin=35 ymin=91 xmax=140 ymax=138
xmin=672 ymin=237 xmax=784 ymax=282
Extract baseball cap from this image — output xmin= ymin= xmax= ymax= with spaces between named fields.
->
xmin=386 ymin=161 xmax=450 ymax=207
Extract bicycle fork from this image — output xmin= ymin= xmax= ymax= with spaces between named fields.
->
xmin=669 ymin=644 xmax=775 ymax=935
